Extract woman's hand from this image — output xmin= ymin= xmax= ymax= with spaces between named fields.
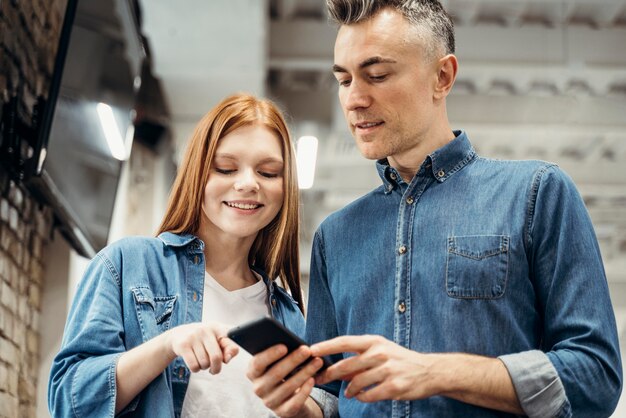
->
xmin=247 ymin=345 xmax=324 ymax=417
xmin=164 ymin=322 xmax=239 ymax=374
xmin=116 ymin=321 xmax=238 ymax=413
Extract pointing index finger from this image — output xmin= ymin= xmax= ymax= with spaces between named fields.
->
xmin=310 ymin=335 xmax=375 ymax=357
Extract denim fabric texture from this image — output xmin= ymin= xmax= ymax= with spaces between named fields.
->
xmin=305 ymin=131 xmax=622 ymax=418
xmin=48 ymin=232 xmax=305 ymax=418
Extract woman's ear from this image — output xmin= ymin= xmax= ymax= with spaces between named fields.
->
xmin=434 ymin=54 xmax=458 ymax=100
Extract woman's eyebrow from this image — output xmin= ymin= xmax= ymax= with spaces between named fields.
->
xmin=214 ymin=154 xmax=283 ymax=165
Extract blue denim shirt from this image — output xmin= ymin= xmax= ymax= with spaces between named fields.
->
xmin=48 ymin=232 xmax=306 ymax=418
xmin=306 ymin=131 xmax=622 ymax=418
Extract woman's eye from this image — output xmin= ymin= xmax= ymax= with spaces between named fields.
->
xmin=215 ymin=168 xmax=235 ymax=175
xmin=259 ymin=172 xmax=279 ymax=178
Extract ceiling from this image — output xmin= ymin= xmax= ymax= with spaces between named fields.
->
xmin=138 ymin=0 xmax=626 ymax=290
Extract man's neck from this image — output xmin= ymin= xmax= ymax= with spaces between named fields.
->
xmin=388 ymin=127 xmax=456 ymax=182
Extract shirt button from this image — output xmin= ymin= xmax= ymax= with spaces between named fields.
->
xmin=437 ymin=170 xmax=445 ymax=178
xmin=193 ymin=291 xmax=198 ymax=302
xmin=387 ymin=184 xmax=393 ymax=192
xmin=398 ymin=245 xmax=407 ymax=255
xmin=178 ymin=367 xmax=185 ymax=378
xmin=406 ymin=196 xmax=414 ymax=205
xmin=390 ymin=172 xmax=397 ymax=180
xmin=271 ymin=298 xmax=277 ymax=308
xmin=398 ymin=302 xmax=406 ymax=313
xmin=193 ymin=255 xmax=199 ymax=264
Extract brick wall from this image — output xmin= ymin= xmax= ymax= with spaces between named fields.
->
xmin=1 ymin=0 xmax=67 ymax=417
xmin=0 ymin=173 xmax=53 ymax=418
xmin=0 ymin=0 xmax=66 ymax=115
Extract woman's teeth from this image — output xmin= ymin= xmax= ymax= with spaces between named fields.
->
xmin=226 ymin=202 xmax=260 ymax=210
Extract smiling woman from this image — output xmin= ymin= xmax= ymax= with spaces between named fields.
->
xmin=48 ymin=93 xmax=308 ymax=418
xmin=202 ymin=124 xmax=285 ymax=246
xmin=158 ymin=94 xmax=301 ymax=298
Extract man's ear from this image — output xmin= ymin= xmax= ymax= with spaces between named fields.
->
xmin=434 ymin=54 xmax=458 ymax=100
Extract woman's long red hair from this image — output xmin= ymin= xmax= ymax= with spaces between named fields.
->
xmin=157 ymin=93 xmax=303 ymax=313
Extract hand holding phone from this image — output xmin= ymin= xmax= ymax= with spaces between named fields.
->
xmin=227 ymin=316 xmax=331 ymax=375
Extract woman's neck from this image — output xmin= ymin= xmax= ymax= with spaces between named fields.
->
xmin=198 ymin=229 xmax=259 ymax=291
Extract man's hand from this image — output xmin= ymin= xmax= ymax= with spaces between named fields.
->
xmin=311 ymin=335 xmax=439 ymax=402
xmin=247 ymin=344 xmax=325 ymax=417
xmin=311 ymin=335 xmax=523 ymax=414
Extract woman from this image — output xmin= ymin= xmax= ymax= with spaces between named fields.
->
xmin=48 ymin=93 xmax=309 ymax=417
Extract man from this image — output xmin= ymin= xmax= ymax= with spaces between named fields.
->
xmin=247 ymin=1 xmax=623 ymax=417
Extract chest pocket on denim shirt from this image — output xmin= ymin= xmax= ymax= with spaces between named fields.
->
xmin=131 ymin=286 xmax=177 ymax=341
xmin=446 ymin=235 xmax=509 ymax=299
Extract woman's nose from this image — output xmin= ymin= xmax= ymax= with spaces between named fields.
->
xmin=233 ymin=169 xmax=260 ymax=192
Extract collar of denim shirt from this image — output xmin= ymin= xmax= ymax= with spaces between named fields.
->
xmin=158 ymin=231 xmax=201 ymax=248
xmin=375 ymin=130 xmax=476 ymax=192
xmin=157 ymin=231 xmax=281 ymax=295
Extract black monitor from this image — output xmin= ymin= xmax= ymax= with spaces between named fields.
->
xmin=26 ymin=0 xmax=144 ymax=257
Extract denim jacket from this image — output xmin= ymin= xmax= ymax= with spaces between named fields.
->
xmin=48 ymin=232 xmax=306 ymax=417
xmin=306 ymin=131 xmax=622 ymax=418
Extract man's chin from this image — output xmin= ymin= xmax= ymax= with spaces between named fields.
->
xmin=355 ymin=143 xmax=386 ymax=161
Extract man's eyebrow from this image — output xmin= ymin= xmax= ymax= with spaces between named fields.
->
xmin=360 ymin=56 xmax=397 ymax=68
xmin=332 ymin=57 xmax=397 ymax=73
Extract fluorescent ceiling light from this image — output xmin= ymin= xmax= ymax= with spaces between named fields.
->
xmin=296 ymin=135 xmax=318 ymax=189
xmin=97 ymin=103 xmax=127 ymax=161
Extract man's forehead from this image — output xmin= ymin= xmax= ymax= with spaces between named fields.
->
xmin=334 ymin=19 xmax=421 ymax=67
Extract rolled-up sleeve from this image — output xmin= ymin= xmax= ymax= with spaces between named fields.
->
xmin=499 ymin=350 xmax=570 ymax=418
xmin=309 ymin=387 xmax=339 ymax=418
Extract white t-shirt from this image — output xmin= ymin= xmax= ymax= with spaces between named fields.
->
xmin=181 ymin=271 xmax=277 ymax=417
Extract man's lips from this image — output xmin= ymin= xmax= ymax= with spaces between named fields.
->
xmin=354 ymin=121 xmax=384 ymax=130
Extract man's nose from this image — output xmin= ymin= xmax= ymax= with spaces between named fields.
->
xmin=343 ymin=80 xmax=371 ymax=111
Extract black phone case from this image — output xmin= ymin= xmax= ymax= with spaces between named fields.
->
xmin=228 ymin=316 xmax=306 ymax=355
xmin=227 ymin=316 xmax=331 ymax=372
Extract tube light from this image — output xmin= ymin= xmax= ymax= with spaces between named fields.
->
xmin=296 ymin=135 xmax=318 ymax=189
xmin=97 ymin=103 xmax=127 ymax=161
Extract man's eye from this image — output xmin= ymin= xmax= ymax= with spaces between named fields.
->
xmin=370 ymin=74 xmax=387 ymax=82
xmin=338 ymin=79 xmax=351 ymax=87
xmin=215 ymin=168 xmax=235 ymax=175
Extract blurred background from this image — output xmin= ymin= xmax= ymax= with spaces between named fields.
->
xmin=0 ymin=0 xmax=625 ymax=416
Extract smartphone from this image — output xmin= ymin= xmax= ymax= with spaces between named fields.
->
xmin=227 ymin=316 xmax=331 ymax=375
